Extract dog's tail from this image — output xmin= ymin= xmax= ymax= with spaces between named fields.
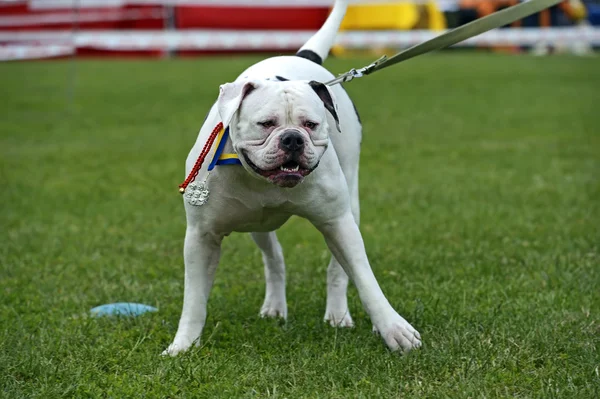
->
xmin=296 ymin=0 xmax=348 ymax=66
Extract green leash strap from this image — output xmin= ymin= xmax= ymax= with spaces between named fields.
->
xmin=325 ymin=0 xmax=563 ymax=86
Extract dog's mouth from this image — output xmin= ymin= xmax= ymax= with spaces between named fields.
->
xmin=242 ymin=152 xmax=317 ymax=188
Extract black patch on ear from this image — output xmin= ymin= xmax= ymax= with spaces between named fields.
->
xmin=275 ymin=75 xmax=289 ymax=81
xmin=296 ymin=49 xmax=323 ymax=65
xmin=308 ymin=80 xmax=340 ymax=132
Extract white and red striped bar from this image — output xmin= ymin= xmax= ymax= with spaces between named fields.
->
xmin=0 ymin=8 xmax=164 ymax=27
xmin=0 ymin=27 xmax=598 ymax=51
xmin=0 ymin=43 xmax=74 ymax=60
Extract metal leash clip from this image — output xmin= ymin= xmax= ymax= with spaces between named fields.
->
xmin=325 ymin=55 xmax=387 ymax=87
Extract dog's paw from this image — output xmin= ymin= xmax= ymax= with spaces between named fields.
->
xmin=161 ymin=338 xmax=196 ymax=357
xmin=260 ymin=298 xmax=287 ymax=320
xmin=373 ymin=314 xmax=421 ymax=353
xmin=324 ymin=308 xmax=354 ymax=328
xmin=162 ymin=343 xmax=187 ymax=357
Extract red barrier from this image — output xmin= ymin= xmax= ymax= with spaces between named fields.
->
xmin=0 ymin=4 xmax=164 ymax=31
xmin=175 ymin=6 xmax=329 ymax=30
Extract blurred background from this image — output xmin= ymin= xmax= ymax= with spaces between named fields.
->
xmin=1 ymin=0 xmax=599 ymax=61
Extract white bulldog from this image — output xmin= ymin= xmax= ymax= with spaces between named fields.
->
xmin=165 ymin=0 xmax=421 ymax=356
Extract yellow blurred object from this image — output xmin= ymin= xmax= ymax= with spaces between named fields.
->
xmin=338 ymin=1 xmax=446 ymax=31
xmin=567 ymin=0 xmax=588 ymax=21
xmin=332 ymin=1 xmax=446 ymax=57
xmin=425 ymin=1 xmax=447 ymax=31
xmin=339 ymin=2 xmax=420 ymax=31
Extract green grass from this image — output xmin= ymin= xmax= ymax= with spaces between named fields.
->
xmin=1 ymin=53 xmax=599 ymax=398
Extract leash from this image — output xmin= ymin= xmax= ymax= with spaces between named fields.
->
xmin=325 ymin=0 xmax=563 ymax=86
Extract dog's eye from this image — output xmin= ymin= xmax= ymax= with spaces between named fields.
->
xmin=257 ymin=120 xmax=276 ymax=128
xmin=304 ymin=121 xmax=319 ymax=130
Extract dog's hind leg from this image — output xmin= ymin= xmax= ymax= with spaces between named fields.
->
xmin=324 ymin=169 xmax=360 ymax=328
xmin=324 ymin=257 xmax=354 ymax=327
xmin=252 ymin=232 xmax=287 ymax=320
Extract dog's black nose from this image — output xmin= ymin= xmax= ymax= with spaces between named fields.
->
xmin=279 ymin=131 xmax=305 ymax=152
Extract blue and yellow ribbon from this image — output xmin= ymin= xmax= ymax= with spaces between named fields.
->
xmin=207 ymin=126 xmax=242 ymax=171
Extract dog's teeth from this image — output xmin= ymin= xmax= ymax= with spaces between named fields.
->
xmin=280 ymin=165 xmax=299 ymax=172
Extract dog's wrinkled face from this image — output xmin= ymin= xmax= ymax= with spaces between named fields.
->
xmin=217 ymin=80 xmax=338 ymax=188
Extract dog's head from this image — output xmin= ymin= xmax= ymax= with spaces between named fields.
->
xmin=217 ymin=79 xmax=339 ymax=188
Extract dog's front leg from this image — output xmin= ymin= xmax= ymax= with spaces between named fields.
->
xmin=317 ymin=212 xmax=421 ymax=353
xmin=163 ymin=226 xmax=222 ymax=356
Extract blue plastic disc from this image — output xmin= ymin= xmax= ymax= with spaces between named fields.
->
xmin=90 ymin=302 xmax=158 ymax=317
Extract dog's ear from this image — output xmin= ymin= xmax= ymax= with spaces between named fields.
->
xmin=308 ymin=81 xmax=340 ymax=132
xmin=217 ymin=80 xmax=258 ymax=128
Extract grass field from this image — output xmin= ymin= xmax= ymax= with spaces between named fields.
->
xmin=1 ymin=53 xmax=599 ymax=398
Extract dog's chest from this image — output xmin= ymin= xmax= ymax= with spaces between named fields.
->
xmin=212 ymin=199 xmax=293 ymax=234
xmin=199 ymin=168 xmax=307 ymax=234
xmin=199 ymin=189 xmax=292 ymax=235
